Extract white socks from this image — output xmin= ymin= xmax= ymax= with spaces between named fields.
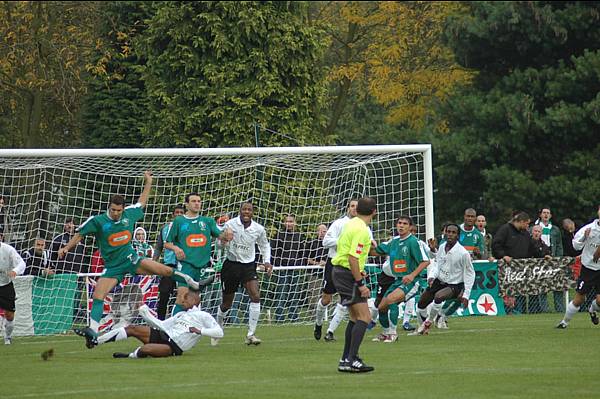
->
xmin=315 ymin=298 xmax=327 ymax=326
xmin=428 ymin=302 xmax=443 ymax=323
xmin=129 ymin=347 xmax=141 ymax=358
xmin=563 ymin=301 xmax=580 ymax=323
xmin=90 ymin=319 xmax=100 ymax=334
xmin=590 ymin=300 xmax=600 ymax=313
xmin=248 ymin=302 xmax=260 ymax=337
xmin=98 ymin=327 xmax=127 ymax=345
xmin=327 ymin=303 xmax=347 ymax=334
xmin=217 ymin=306 xmax=229 ymax=327
xmin=4 ymin=319 xmax=13 ymax=339
xmin=404 ymin=297 xmax=415 ymax=324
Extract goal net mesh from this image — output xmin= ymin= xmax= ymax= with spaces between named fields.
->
xmin=0 ymin=148 xmax=429 ymax=335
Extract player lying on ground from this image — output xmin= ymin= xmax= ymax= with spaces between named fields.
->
xmin=82 ymin=289 xmax=223 ymax=358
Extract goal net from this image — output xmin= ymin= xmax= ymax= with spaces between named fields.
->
xmin=0 ymin=146 xmax=433 ymax=336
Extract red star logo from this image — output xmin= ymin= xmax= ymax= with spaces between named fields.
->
xmin=478 ymin=296 xmax=495 ymax=314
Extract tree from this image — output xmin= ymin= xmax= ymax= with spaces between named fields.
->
xmin=435 ymin=1 xmax=600 ymax=229
xmin=313 ymin=1 xmax=471 ymax=139
xmin=139 ymin=1 xmax=330 ymax=148
xmin=80 ymin=1 xmax=155 ymax=148
xmin=0 ymin=1 xmax=100 ymax=147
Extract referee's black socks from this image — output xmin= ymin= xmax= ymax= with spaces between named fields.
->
xmin=348 ymin=320 xmax=368 ymax=362
xmin=341 ymin=320 xmax=355 ymax=361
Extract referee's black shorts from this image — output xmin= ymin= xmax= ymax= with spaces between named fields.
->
xmin=0 ymin=282 xmax=16 ymax=312
xmin=332 ymin=266 xmax=367 ymax=306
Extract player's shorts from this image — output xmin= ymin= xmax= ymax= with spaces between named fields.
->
xmin=149 ymin=328 xmax=183 ymax=356
xmin=0 ymin=282 xmax=16 ymax=312
xmin=321 ymin=258 xmax=337 ymax=295
xmin=575 ymin=265 xmax=600 ymax=295
xmin=384 ymin=278 xmax=421 ymax=301
xmin=332 ymin=266 xmax=367 ymax=306
xmin=176 ymin=262 xmax=210 ymax=288
xmin=221 ymin=260 xmax=258 ymax=295
xmin=101 ymin=248 xmax=142 ymax=281
xmin=375 ymin=272 xmax=395 ymax=307
xmin=425 ymin=279 xmax=464 ymax=299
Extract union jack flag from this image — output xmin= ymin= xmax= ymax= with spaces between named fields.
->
xmin=86 ymin=275 xmax=160 ymax=333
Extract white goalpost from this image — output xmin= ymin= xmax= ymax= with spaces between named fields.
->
xmin=0 ymin=145 xmax=433 ymax=336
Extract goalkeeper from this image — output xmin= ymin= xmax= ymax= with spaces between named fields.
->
xmin=96 ymin=289 xmax=223 ymax=358
xmin=60 ymin=171 xmax=200 ymax=348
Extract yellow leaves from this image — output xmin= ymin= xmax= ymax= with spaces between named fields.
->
xmin=321 ymin=1 xmax=473 ymax=129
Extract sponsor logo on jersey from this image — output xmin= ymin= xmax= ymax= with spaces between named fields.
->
xmin=355 ymin=243 xmax=364 ymax=254
xmin=393 ymin=259 xmax=407 ymax=273
xmin=463 ymin=245 xmax=476 ymax=253
xmin=108 ymin=231 xmax=132 ymax=247
xmin=186 ymin=234 xmax=207 ymax=247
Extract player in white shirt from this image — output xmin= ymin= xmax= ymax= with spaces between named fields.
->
xmin=313 ymin=199 xmax=358 ymax=342
xmin=415 ymin=223 xmax=475 ymax=335
xmin=96 ymin=289 xmax=223 ymax=358
xmin=214 ymin=202 xmax=272 ymax=345
xmin=557 ymin=205 xmax=600 ymax=328
xmin=0 ymin=241 xmax=26 ymax=345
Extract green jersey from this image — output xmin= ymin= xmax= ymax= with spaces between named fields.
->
xmin=375 ymin=234 xmax=428 ymax=278
xmin=332 ymin=217 xmax=372 ymax=273
xmin=78 ymin=204 xmax=144 ymax=269
xmin=166 ymin=215 xmax=221 ymax=269
xmin=459 ymin=224 xmax=485 ymax=257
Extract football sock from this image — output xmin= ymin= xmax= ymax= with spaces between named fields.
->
xmin=90 ymin=299 xmax=104 ymax=334
xmin=129 ymin=347 xmax=142 ymax=358
xmin=590 ymin=300 xmax=600 ymax=313
xmin=217 ymin=306 xmax=229 ymax=327
xmin=248 ymin=302 xmax=260 ymax=337
xmin=4 ymin=319 xmax=13 ymax=339
xmin=348 ymin=320 xmax=368 ymax=362
xmin=563 ymin=301 xmax=580 ymax=323
xmin=417 ymin=306 xmax=428 ymax=323
xmin=403 ymin=297 xmax=415 ymax=324
xmin=389 ymin=303 xmax=399 ymax=330
xmin=98 ymin=327 xmax=127 ymax=344
xmin=328 ymin=303 xmax=346 ymax=334
xmin=378 ymin=310 xmax=390 ymax=329
xmin=342 ymin=320 xmax=355 ymax=361
xmin=428 ymin=302 xmax=443 ymax=323
xmin=315 ymin=298 xmax=326 ymax=326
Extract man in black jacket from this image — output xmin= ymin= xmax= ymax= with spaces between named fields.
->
xmin=492 ymin=212 xmax=535 ymax=314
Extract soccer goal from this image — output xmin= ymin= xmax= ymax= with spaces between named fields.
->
xmin=0 ymin=145 xmax=433 ymax=335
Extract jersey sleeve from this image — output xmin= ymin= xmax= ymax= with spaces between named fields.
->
xmin=77 ymin=215 xmax=98 ymax=236
xmin=124 ymin=203 xmax=144 ymax=222
xmin=166 ymin=218 xmax=179 ymax=243
xmin=348 ymin=229 xmax=371 ymax=259
xmin=409 ymin=238 xmax=428 ymax=263
xmin=375 ymin=240 xmax=391 ymax=255
xmin=208 ymin=218 xmax=221 ymax=238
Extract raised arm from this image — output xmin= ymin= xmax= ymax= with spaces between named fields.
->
xmin=137 ymin=170 xmax=153 ymax=208
xmin=58 ymin=233 xmax=84 ymax=259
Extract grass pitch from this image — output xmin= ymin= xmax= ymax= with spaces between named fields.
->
xmin=2 ymin=313 xmax=599 ymax=399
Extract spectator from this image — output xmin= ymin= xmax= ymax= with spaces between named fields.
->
xmin=90 ymin=249 xmax=104 ymax=274
xmin=51 ymin=218 xmax=86 ymax=274
xmin=529 ymin=225 xmax=552 ymax=313
xmin=132 ymin=227 xmax=154 ymax=259
xmin=23 ymin=237 xmax=54 ymax=277
xmin=492 ymin=212 xmax=535 ymax=314
xmin=459 ymin=208 xmax=485 ymax=260
xmin=476 ymin=214 xmax=494 ymax=260
xmin=271 ymin=214 xmax=307 ymax=322
xmin=561 ymin=218 xmax=581 ymax=257
xmin=533 ymin=207 xmax=564 ymax=313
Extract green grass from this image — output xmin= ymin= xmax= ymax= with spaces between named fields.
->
xmin=3 ymin=313 xmax=600 ymax=399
